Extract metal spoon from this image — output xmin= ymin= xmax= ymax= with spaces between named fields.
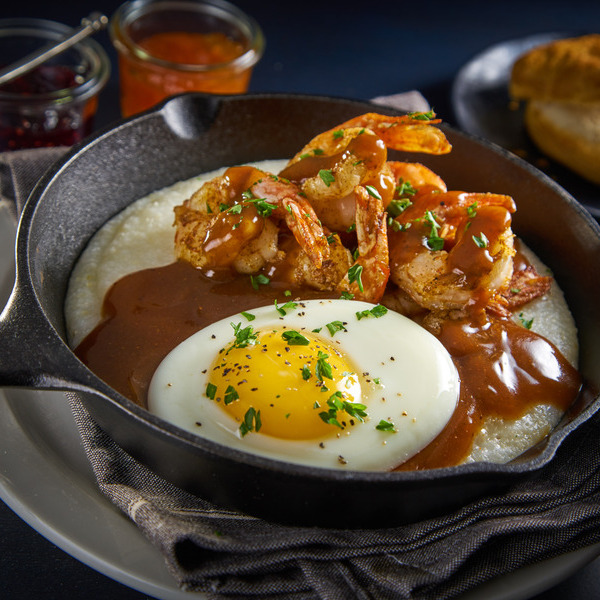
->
xmin=0 ymin=12 xmax=108 ymax=87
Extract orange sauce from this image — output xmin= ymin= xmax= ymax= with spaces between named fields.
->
xmin=118 ymin=31 xmax=252 ymax=116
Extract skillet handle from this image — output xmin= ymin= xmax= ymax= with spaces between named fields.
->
xmin=0 ymin=275 xmax=88 ymax=392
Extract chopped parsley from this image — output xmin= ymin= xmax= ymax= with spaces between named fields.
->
xmin=241 ymin=311 xmax=255 ymax=321
xmin=224 ymin=385 xmax=239 ymax=405
xmin=319 ymin=169 xmax=335 ymax=187
xmin=245 ymin=196 xmax=275 ymax=218
xmin=250 ymin=273 xmax=270 ymax=290
xmin=395 ymin=179 xmax=417 ymax=198
xmin=274 ymin=299 xmax=298 ymax=316
xmin=229 ymin=322 xmax=258 ymax=351
xmin=472 ymin=232 xmax=489 ymax=249
xmin=326 ymin=320 xmax=347 ymax=336
xmin=518 ymin=312 xmax=534 ymax=330
xmin=281 ymin=330 xmax=310 ymax=346
xmin=365 ymin=185 xmax=382 ymax=200
xmin=356 ymin=304 xmax=388 ymax=320
xmin=205 ymin=382 xmax=217 ymax=400
xmin=376 ymin=419 xmax=397 ymax=433
xmin=407 ymin=110 xmax=435 ymax=121
xmin=387 ymin=198 xmax=413 ymax=218
xmin=423 ymin=210 xmax=444 ymax=251
xmin=315 ymin=351 xmax=333 ymax=381
xmin=319 ymin=391 xmax=368 ymax=429
xmin=347 ymin=264 xmax=364 ymax=292
xmin=239 ymin=407 xmax=261 ymax=437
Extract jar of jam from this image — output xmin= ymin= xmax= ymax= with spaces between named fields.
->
xmin=109 ymin=0 xmax=264 ymax=117
xmin=0 ymin=18 xmax=110 ymax=152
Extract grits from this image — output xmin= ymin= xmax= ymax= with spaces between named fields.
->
xmin=65 ymin=159 xmax=579 ymax=466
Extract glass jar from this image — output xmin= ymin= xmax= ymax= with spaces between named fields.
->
xmin=110 ymin=0 xmax=264 ymax=117
xmin=0 ymin=18 xmax=110 ymax=151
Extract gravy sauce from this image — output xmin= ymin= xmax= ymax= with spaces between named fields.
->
xmin=75 ymin=260 xmax=581 ymax=469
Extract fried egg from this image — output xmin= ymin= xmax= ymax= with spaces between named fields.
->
xmin=148 ymin=299 xmax=460 ymax=470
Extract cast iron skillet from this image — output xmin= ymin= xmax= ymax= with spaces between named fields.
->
xmin=1 ymin=93 xmax=599 ymax=528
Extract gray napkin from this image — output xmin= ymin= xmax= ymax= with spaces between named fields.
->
xmin=3 ymin=95 xmax=600 ymax=600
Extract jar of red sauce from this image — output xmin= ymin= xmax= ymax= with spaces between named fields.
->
xmin=109 ymin=0 xmax=264 ymax=117
xmin=0 ymin=18 xmax=110 ymax=152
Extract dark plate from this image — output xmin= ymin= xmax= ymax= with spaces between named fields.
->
xmin=451 ymin=32 xmax=600 ymax=220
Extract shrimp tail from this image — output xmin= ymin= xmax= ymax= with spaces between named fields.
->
xmin=337 ymin=112 xmax=452 ymax=155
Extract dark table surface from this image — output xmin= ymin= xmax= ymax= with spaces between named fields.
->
xmin=2 ymin=1 xmax=600 ymax=598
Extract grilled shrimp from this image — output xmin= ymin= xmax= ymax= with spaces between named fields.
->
xmin=173 ymin=166 xmax=330 ymax=272
xmin=387 ymin=187 xmax=517 ymax=314
xmin=279 ymin=112 xmax=451 ymax=233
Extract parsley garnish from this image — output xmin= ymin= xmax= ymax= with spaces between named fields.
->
xmin=356 ymin=305 xmax=388 ymax=320
xmin=224 ymin=385 xmax=239 ymax=405
xmin=224 ymin=203 xmax=243 ymax=215
xmin=365 ymin=185 xmax=382 ymax=200
xmin=407 ymin=110 xmax=435 ymax=120
xmin=518 ymin=312 xmax=534 ymax=330
xmin=347 ymin=264 xmax=364 ymax=292
xmin=241 ymin=311 xmax=255 ymax=321
xmin=333 ymin=129 xmax=345 ymax=139
xmin=229 ymin=322 xmax=258 ymax=351
xmin=205 ymin=382 xmax=217 ymax=400
xmin=326 ymin=320 xmax=347 ymax=336
xmin=395 ymin=179 xmax=417 ymax=198
xmin=376 ymin=419 xmax=397 ymax=433
xmin=315 ymin=351 xmax=333 ymax=381
xmin=302 ymin=365 xmax=311 ymax=380
xmin=239 ymin=407 xmax=261 ymax=437
xmin=340 ymin=291 xmax=354 ymax=300
xmin=319 ymin=169 xmax=335 ymax=187
xmin=250 ymin=274 xmax=270 ymax=290
xmin=245 ymin=196 xmax=275 ymax=218
xmin=319 ymin=391 xmax=368 ymax=429
xmin=387 ymin=198 xmax=412 ymax=218
xmin=472 ymin=232 xmax=489 ymax=249
xmin=423 ymin=210 xmax=444 ymax=251
xmin=274 ymin=299 xmax=298 ymax=316
xmin=281 ymin=330 xmax=310 ymax=345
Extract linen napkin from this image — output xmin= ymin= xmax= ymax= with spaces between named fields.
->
xmin=3 ymin=93 xmax=600 ymax=600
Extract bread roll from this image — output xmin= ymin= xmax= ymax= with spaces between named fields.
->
xmin=509 ymin=34 xmax=600 ymax=184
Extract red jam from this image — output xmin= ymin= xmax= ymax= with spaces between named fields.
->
xmin=0 ymin=64 xmax=96 ymax=150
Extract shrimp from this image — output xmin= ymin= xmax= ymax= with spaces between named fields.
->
xmin=337 ymin=185 xmax=390 ymax=303
xmin=173 ymin=165 xmax=330 ymax=272
xmin=279 ymin=112 xmax=451 ymax=233
xmin=275 ymin=185 xmax=390 ymax=303
xmin=387 ymin=161 xmax=447 ymax=194
xmin=387 ymin=187 xmax=517 ymax=314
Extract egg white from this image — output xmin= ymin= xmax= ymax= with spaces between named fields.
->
xmin=148 ymin=299 xmax=460 ymax=471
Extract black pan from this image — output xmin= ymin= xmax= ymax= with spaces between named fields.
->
xmin=1 ymin=93 xmax=599 ymax=528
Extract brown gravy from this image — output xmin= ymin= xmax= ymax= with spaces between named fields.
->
xmin=75 ymin=260 xmax=581 ymax=469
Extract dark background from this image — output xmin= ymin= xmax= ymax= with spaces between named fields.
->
xmin=2 ymin=1 xmax=600 ymax=598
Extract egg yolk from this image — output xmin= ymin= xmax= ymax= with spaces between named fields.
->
xmin=207 ymin=327 xmax=364 ymax=440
